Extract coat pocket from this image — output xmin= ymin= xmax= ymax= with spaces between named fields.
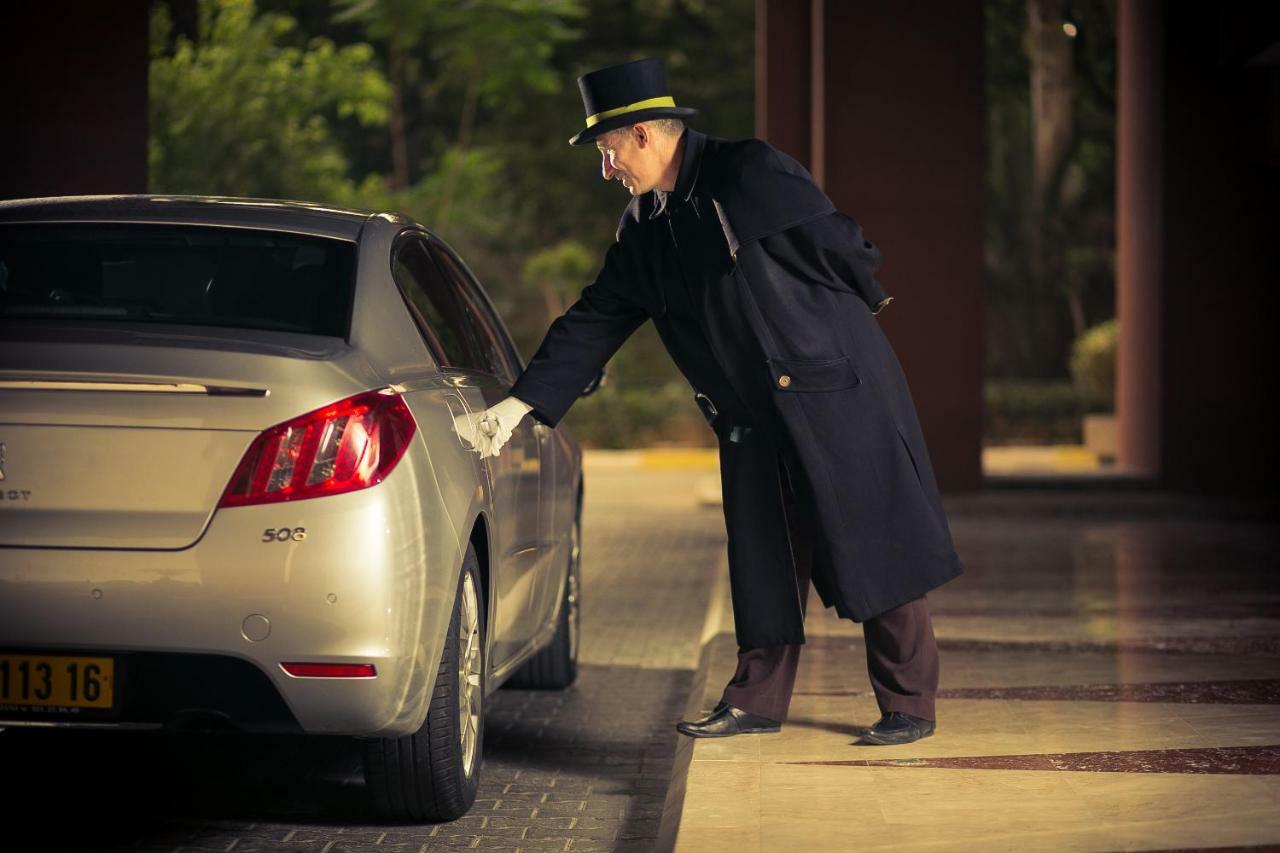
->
xmin=765 ymin=355 xmax=861 ymax=392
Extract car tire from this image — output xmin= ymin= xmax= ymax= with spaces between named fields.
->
xmin=507 ymin=502 xmax=581 ymax=690
xmin=362 ymin=541 xmax=485 ymax=820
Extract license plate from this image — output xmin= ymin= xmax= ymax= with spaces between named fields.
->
xmin=0 ymin=653 xmax=115 ymax=711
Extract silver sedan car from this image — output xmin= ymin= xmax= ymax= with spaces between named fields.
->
xmin=0 ymin=195 xmax=589 ymax=820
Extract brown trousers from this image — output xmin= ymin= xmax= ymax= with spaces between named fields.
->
xmin=719 ymin=440 xmax=940 ymax=722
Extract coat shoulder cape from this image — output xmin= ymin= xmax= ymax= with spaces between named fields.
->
xmin=700 ymin=135 xmax=893 ymax=316
xmin=702 ymin=136 xmax=835 ymax=250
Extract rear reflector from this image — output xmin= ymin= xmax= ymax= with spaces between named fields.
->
xmin=280 ymin=662 xmax=377 ymax=678
xmin=219 ymin=387 xmax=416 ymax=507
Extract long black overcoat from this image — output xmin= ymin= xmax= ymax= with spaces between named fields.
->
xmin=510 ymin=128 xmax=965 ymax=645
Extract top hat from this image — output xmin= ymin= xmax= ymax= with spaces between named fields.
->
xmin=568 ymin=57 xmax=698 ymax=146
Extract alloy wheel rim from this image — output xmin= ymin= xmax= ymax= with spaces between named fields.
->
xmin=567 ymin=517 xmax=581 ymax=662
xmin=458 ymin=570 xmax=482 ymax=778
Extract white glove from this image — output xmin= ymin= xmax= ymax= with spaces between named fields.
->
xmin=475 ymin=396 xmax=534 ymax=458
xmin=451 ymin=411 xmax=487 ymax=454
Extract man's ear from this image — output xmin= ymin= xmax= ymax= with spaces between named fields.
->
xmin=632 ymin=122 xmax=651 ymax=148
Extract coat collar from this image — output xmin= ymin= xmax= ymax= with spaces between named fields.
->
xmin=650 ymin=127 xmax=706 ymax=219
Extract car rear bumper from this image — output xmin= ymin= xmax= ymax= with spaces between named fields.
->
xmin=0 ymin=650 xmax=303 ymax=732
xmin=0 ymin=457 xmax=464 ymax=737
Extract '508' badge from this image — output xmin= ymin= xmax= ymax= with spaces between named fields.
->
xmin=263 ymin=527 xmax=307 ymax=542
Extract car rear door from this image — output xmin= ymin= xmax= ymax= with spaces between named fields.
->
xmin=428 ymin=241 xmax=563 ymax=631
xmin=390 ymin=234 xmax=541 ymax=669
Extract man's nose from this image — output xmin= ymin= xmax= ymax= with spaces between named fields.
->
xmin=601 ymin=153 xmax=616 ymax=180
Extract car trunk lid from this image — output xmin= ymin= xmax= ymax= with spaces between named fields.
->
xmin=0 ymin=322 xmax=384 ymax=549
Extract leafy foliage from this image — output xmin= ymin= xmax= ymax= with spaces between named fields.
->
xmin=1069 ymin=317 xmax=1117 ymax=408
xmin=149 ymin=0 xmax=390 ymax=199
xmin=984 ymin=0 xmax=1116 ymax=381
xmin=984 ymin=379 xmax=1095 ymax=443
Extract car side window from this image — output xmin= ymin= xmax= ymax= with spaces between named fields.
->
xmin=391 ymin=236 xmax=486 ymax=371
xmin=427 ymin=242 xmax=519 ymax=383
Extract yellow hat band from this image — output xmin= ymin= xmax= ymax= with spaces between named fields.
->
xmin=585 ymin=96 xmax=677 ymax=128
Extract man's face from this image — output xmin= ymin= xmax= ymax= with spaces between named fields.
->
xmin=596 ymin=125 xmax=660 ymax=195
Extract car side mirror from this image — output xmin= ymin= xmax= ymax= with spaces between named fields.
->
xmin=581 ymin=366 xmax=607 ymax=397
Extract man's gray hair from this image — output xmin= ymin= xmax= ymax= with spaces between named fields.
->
xmin=599 ymin=118 xmax=685 ymax=146
xmin=646 ymin=118 xmax=686 ymax=136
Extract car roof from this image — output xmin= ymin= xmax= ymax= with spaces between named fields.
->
xmin=0 ymin=194 xmax=413 ymax=241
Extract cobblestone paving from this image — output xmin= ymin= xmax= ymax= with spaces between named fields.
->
xmin=2 ymin=463 xmax=727 ymax=853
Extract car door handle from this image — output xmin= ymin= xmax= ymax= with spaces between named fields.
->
xmin=443 ymin=393 xmax=478 ymax=449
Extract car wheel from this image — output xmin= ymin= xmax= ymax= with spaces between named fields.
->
xmin=362 ymin=541 xmax=485 ymax=820
xmin=507 ymin=502 xmax=581 ymax=690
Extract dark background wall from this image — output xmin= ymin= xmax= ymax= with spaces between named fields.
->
xmin=821 ymin=0 xmax=988 ymax=493
xmin=0 ymin=2 xmax=150 ymax=199
xmin=1159 ymin=4 xmax=1280 ymax=496
xmin=759 ymin=0 xmax=987 ymax=492
xmin=755 ymin=0 xmax=812 ymax=167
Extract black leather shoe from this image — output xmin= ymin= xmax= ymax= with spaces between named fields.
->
xmin=860 ymin=711 xmax=936 ymax=745
xmin=676 ymin=703 xmax=781 ymax=738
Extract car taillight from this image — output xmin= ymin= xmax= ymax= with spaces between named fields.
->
xmin=280 ymin=662 xmax=377 ymax=678
xmin=218 ymin=388 xmax=417 ymax=508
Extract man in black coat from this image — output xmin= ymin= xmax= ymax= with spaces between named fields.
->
xmin=476 ymin=58 xmax=965 ymax=745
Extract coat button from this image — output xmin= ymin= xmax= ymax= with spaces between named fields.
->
xmin=778 ymin=374 xmax=792 ymax=388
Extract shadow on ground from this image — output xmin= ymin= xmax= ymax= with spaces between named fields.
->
xmin=0 ymin=662 xmax=692 ymax=851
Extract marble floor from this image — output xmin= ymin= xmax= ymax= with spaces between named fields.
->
xmin=671 ymin=491 xmax=1280 ymax=852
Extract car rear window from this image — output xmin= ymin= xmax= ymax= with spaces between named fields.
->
xmin=0 ymin=223 xmax=356 ymax=337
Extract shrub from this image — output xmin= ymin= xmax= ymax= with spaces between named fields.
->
xmin=984 ymin=379 xmax=1085 ymax=443
xmin=1070 ymin=318 xmax=1118 ymax=411
xmin=560 ymin=381 xmax=713 ymax=448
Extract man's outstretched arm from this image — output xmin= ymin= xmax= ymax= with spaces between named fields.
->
xmin=477 ymin=232 xmax=651 ymax=454
xmin=509 ymin=238 xmax=650 ymax=427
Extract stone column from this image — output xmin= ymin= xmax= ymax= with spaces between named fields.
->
xmin=818 ymin=0 xmax=987 ymax=491
xmin=1115 ymin=0 xmax=1164 ymax=476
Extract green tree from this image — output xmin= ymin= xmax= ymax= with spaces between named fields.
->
xmin=332 ymin=0 xmax=583 ymax=227
xmin=522 ymin=240 xmax=595 ymax=323
xmin=985 ymin=0 xmax=1115 ymax=381
xmin=149 ymin=0 xmax=390 ymax=199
